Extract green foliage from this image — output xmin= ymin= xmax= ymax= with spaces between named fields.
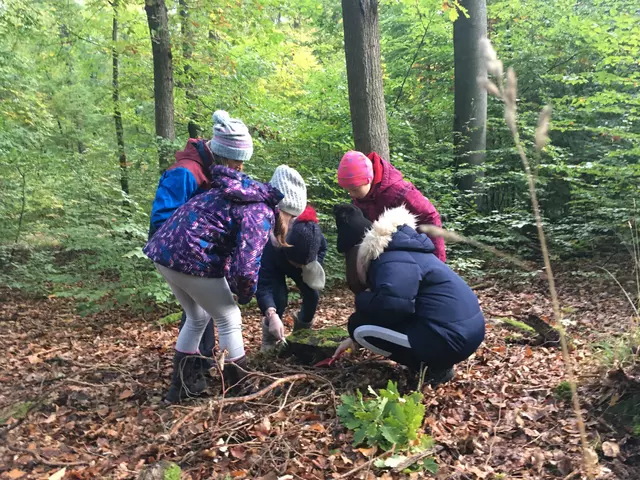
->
xmin=337 ymin=381 xmax=426 ymax=450
xmin=162 ymin=463 xmax=181 ymax=480
xmin=592 ymin=328 xmax=640 ymax=369
xmin=338 ymin=381 xmax=437 ymax=474
xmin=157 ymin=311 xmax=182 ymax=326
xmin=1 ymin=0 xmax=638 ymax=312
xmin=554 ymin=381 xmax=573 ymax=402
xmin=0 ymin=401 xmax=34 ymax=426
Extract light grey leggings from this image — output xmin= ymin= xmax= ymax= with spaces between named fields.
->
xmin=156 ymin=264 xmax=244 ymax=360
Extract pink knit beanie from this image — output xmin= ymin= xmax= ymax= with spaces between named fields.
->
xmin=337 ymin=151 xmax=374 ymax=189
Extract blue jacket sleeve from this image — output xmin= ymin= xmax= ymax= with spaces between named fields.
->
xmin=149 ymin=168 xmax=198 ymax=237
xmin=256 ymin=242 xmax=281 ymax=314
xmin=355 ymin=255 xmax=422 ymax=317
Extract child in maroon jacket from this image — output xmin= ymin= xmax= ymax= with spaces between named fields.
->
xmin=337 ymin=150 xmax=446 ymax=263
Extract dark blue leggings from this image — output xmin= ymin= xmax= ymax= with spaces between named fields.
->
xmin=347 ymin=311 xmax=456 ymax=371
xmin=269 ymin=273 xmax=319 ymax=325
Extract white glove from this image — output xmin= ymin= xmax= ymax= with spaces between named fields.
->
xmin=333 ymin=338 xmax=355 ymax=359
xmin=266 ymin=308 xmax=286 ymax=343
xmin=302 ymin=261 xmax=326 ymax=290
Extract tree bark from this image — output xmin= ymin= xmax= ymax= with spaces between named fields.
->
xmin=145 ymin=0 xmax=175 ymax=171
xmin=453 ymin=0 xmax=487 ymax=206
xmin=112 ymin=0 xmax=129 ymax=199
xmin=341 ymin=0 xmax=389 ymax=161
xmin=179 ymin=0 xmax=201 ymax=139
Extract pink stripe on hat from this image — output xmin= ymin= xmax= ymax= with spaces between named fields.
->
xmin=337 ymin=151 xmax=374 ymax=189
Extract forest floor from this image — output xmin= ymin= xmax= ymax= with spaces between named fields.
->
xmin=1 ymin=262 xmax=639 ymax=480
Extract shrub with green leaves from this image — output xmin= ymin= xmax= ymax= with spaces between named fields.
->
xmin=337 ymin=380 xmax=426 ymax=450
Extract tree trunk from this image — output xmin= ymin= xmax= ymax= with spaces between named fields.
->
xmin=453 ymin=0 xmax=487 ymax=207
xmin=145 ymin=0 xmax=175 ymax=171
xmin=341 ymin=0 xmax=389 ymax=161
xmin=112 ymin=0 xmax=129 ymax=200
xmin=179 ymin=0 xmax=201 ymax=138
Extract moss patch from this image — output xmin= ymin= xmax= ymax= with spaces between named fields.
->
xmin=163 ymin=463 xmax=181 ymax=480
xmin=287 ymin=326 xmax=348 ymax=348
xmin=284 ymin=327 xmax=349 ymax=364
xmin=157 ymin=312 xmax=182 ymax=326
xmin=501 ymin=317 xmax=536 ymax=334
xmin=138 ymin=460 xmax=181 ymax=480
xmin=0 ymin=401 xmax=34 ymax=425
xmin=554 ymin=381 xmax=572 ymax=401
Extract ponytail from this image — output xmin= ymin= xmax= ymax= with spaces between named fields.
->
xmin=273 ymin=212 xmax=291 ymax=248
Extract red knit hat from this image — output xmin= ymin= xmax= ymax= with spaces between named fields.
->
xmin=337 ymin=151 xmax=374 ymax=189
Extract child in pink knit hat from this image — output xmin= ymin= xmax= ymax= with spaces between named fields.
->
xmin=336 ymin=150 xmax=447 ymax=263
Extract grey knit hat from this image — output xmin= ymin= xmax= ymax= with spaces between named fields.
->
xmin=208 ymin=110 xmax=253 ymax=162
xmin=269 ymin=165 xmax=307 ymax=217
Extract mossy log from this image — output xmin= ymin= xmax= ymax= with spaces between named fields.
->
xmin=281 ymin=326 xmax=349 ymax=365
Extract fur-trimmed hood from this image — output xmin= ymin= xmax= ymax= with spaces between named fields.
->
xmin=356 ymin=206 xmax=434 ymax=284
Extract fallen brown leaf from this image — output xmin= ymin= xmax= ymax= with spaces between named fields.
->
xmin=602 ymin=441 xmax=619 ymax=458
xmin=119 ymin=389 xmax=134 ymax=400
xmin=7 ymin=470 xmax=26 ymax=479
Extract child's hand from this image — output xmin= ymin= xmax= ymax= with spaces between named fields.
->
xmin=266 ymin=309 xmax=286 ymax=343
xmin=333 ymin=338 xmax=355 ymax=359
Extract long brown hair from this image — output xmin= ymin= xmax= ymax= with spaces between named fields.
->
xmin=346 ymin=246 xmax=367 ymax=294
xmin=273 ymin=212 xmax=291 ymax=248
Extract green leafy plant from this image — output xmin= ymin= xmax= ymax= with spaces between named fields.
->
xmin=337 ymin=380 xmax=426 ymax=450
xmin=337 ymin=381 xmax=437 ymax=473
xmin=554 ymin=381 xmax=573 ymax=402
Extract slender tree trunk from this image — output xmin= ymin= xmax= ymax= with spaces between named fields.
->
xmin=145 ymin=0 xmax=175 ymax=171
xmin=112 ymin=0 xmax=129 ymax=200
xmin=341 ymin=0 xmax=389 ymax=160
xmin=453 ymin=0 xmax=488 ymax=207
xmin=179 ymin=0 xmax=201 ymax=138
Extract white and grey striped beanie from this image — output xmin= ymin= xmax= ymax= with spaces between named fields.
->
xmin=269 ymin=165 xmax=307 ymax=217
xmin=207 ymin=110 xmax=253 ymax=162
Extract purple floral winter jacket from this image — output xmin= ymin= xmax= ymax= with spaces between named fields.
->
xmin=143 ymin=165 xmax=284 ymax=304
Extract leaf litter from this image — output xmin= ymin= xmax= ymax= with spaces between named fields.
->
xmin=0 ymin=261 xmax=639 ymax=479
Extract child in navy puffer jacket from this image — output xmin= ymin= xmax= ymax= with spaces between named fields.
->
xmin=332 ymin=204 xmax=485 ymax=387
xmin=144 ymin=164 xmax=307 ymax=403
xmin=257 ymin=205 xmax=327 ymax=350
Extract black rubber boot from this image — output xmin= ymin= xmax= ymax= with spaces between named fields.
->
xmin=193 ymin=356 xmax=214 ymax=391
xmin=292 ymin=311 xmax=312 ymax=332
xmin=164 ymin=352 xmax=204 ymax=404
xmin=426 ymin=366 xmax=455 ymax=388
xmin=222 ymin=356 xmax=249 ymax=396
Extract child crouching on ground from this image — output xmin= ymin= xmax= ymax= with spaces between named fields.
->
xmin=332 ymin=204 xmax=485 ymax=387
xmin=257 ymin=204 xmax=327 ymax=350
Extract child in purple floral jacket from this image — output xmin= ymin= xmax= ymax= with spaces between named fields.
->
xmin=144 ymin=164 xmax=307 ymax=403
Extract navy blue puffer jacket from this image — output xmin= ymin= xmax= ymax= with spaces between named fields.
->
xmin=354 ymin=207 xmax=485 ymax=364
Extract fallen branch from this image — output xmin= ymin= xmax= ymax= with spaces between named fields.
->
xmin=392 ymin=446 xmax=442 ymax=472
xmin=333 ymin=448 xmax=394 ymax=479
xmin=8 ymin=446 xmax=89 ymax=467
xmin=165 ymin=373 xmax=327 ymax=439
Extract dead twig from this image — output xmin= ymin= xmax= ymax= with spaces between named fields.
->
xmin=392 ymin=446 xmax=442 ymax=472
xmin=485 ymin=407 xmax=502 ymax=467
xmin=333 ymin=447 xmax=394 ymax=479
xmin=7 ymin=446 xmax=89 ymax=467
xmin=164 ymin=373 xmax=327 ymax=439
